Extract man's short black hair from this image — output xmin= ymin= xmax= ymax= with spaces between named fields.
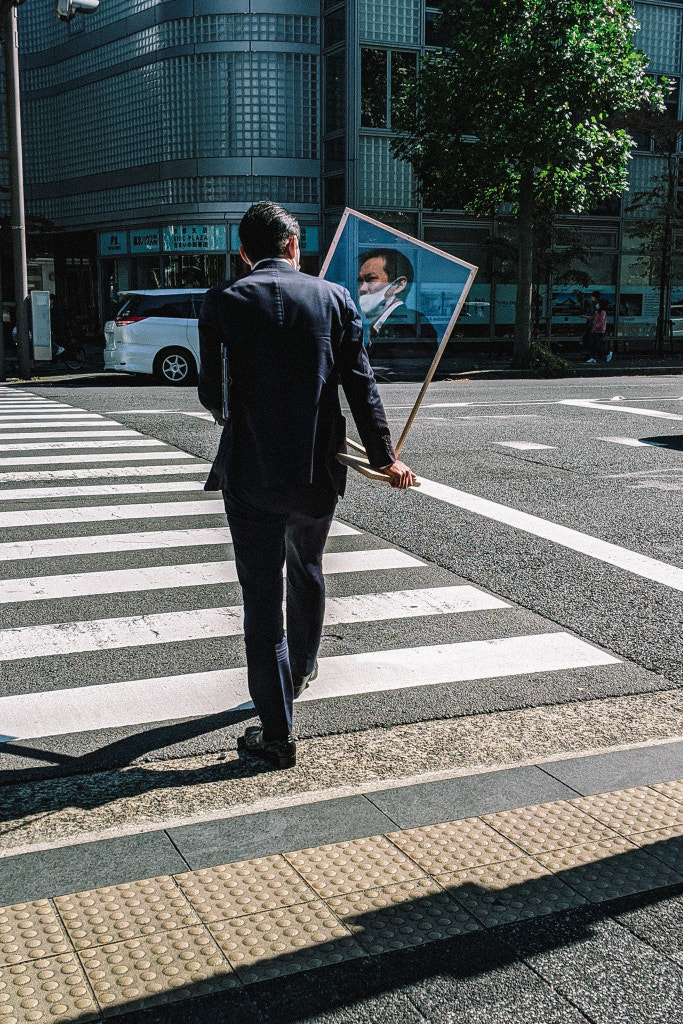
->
xmin=239 ymin=202 xmax=301 ymax=263
xmin=358 ymin=248 xmax=414 ymax=286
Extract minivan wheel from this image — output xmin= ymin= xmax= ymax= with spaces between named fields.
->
xmin=153 ymin=348 xmax=197 ymax=385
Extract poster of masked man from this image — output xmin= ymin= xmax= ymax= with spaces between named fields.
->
xmin=320 ymin=209 xmax=477 ymax=357
xmin=320 ymin=210 xmax=477 ymax=481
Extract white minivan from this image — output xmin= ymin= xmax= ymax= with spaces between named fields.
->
xmin=103 ymin=290 xmax=207 ymax=384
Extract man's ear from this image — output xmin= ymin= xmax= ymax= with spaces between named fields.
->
xmin=239 ymin=245 xmax=252 ymax=267
xmin=387 ymin=276 xmax=408 ymax=299
xmin=285 ymin=235 xmax=298 ymax=260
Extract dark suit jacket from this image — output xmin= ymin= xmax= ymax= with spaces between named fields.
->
xmin=198 ymin=260 xmax=395 ymax=497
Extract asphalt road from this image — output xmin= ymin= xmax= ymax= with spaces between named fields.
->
xmin=1 ymin=370 xmax=682 ymax=781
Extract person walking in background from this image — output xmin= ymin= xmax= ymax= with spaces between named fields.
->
xmin=198 ymin=201 xmax=415 ymax=770
xmin=584 ymin=291 xmax=611 ymax=364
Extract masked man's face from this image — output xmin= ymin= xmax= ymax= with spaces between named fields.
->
xmin=357 ymin=257 xmax=406 ymax=323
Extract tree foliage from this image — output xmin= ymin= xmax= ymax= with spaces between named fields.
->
xmin=393 ymin=0 xmax=666 ymax=365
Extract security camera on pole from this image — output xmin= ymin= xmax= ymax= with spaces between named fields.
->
xmin=0 ymin=0 xmax=98 ymax=380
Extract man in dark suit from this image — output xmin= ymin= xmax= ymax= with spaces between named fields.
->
xmin=198 ymin=202 xmax=415 ymax=770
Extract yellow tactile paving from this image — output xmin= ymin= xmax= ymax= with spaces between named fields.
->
xmin=175 ymin=855 xmax=317 ymax=922
xmin=387 ymin=818 xmax=524 ymax=873
xmin=284 ymin=835 xmax=427 ymax=898
xmin=631 ymin=823 xmax=683 ymax=871
xmin=535 ymin=835 xmax=683 ymax=901
xmin=3 ymin=776 xmax=683 ymax=1016
xmin=326 ymin=878 xmax=481 ymax=955
xmin=0 ymin=953 xmax=98 ymax=1022
xmin=205 ymin=899 xmax=363 ymax=983
xmin=54 ymin=877 xmax=201 ymax=949
xmin=481 ymin=800 xmax=622 ymax=854
xmin=435 ymin=855 xmax=587 ymax=927
xmin=78 ymin=926 xmax=235 ymax=1012
xmin=0 ymin=902 xmax=70 ymax=967
xmin=569 ymin=786 xmax=683 ymax=836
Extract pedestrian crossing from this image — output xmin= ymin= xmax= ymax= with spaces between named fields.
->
xmin=0 ymin=387 xmax=622 ymax=756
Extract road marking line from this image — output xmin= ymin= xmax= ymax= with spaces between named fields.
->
xmin=0 ymin=429 xmax=140 ymax=441
xmin=0 ymin=586 xmax=508 ymax=661
xmin=494 ymin=441 xmax=556 ymax=451
xmin=0 ymin=440 xmax=166 ymax=452
xmin=0 ymin=464 xmax=210 ymax=482
xmin=0 ymin=633 xmax=619 ymax=740
xmin=0 ymin=520 xmax=357 ymax=562
xmin=560 ymin=398 xmax=683 ymax=421
xmin=0 ymin=421 xmax=115 ymax=431
xmin=599 ymin=437 xmax=652 ymax=448
xmin=0 ymin=480 xmax=207 ymax=502
xmin=0 ymin=414 xmax=104 ymax=423
xmin=0 ymin=451 xmax=195 ymax=467
xmin=0 ymin=498 xmax=226 ymax=530
xmin=418 ymin=477 xmax=683 ymax=592
xmin=0 ymin=549 xmax=424 ymax=603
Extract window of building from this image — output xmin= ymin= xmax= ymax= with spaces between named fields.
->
xmin=324 ymin=135 xmax=345 ymax=175
xmin=360 ymin=48 xmax=417 ymax=129
xmin=325 ymin=51 xmax=346 ymax=133
xmin=425 ymin=5 xmax=445 ymax=47
xmin=323 ymin=6 xmax=345 ymax=49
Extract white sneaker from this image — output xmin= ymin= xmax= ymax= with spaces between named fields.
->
xmin=585 ymin=358 xmax=596 ymax=364
xmin=606 ymin=351 xmax=612 ymax=362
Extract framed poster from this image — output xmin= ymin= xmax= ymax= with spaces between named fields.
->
xmin=320 ymin=209 xmax=477 ymax=351
xmin=320 ymin=209 xmax=477 ymax=479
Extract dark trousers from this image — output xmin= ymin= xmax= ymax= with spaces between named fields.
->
xmin=590 ymin=332 xmax=608 ymax=360
xmin=223 ymin=487 xmax=335 ymax=741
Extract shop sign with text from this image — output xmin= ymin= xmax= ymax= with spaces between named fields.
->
xmin=99 ymin=232 xmax=128 ymax=256
xmin=163 ymin=225 xmax=226 ymax=252
xmin=130 ymin=229 xmax=160 ymax=253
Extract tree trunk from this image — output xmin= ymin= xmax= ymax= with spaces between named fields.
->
xmin=512 ymin=170 xmax=535 ymax=369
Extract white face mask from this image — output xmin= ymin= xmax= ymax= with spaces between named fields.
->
xmin=358 ymin=281 xmax=397 ymax=320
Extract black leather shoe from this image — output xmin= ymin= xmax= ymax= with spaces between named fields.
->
xmin=239 ymin=727 xmax=296 ymax=769
xmin=293 ymin=660 xmax=318 ymax=700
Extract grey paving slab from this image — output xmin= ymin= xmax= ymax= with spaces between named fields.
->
xmin=0 ymin=830 xmax=188 ymax=905
xmin=168 ymin=795 xmax=396 ymax=870
xmin=381 ymin=932 xmax=590 ymax=1024
xmin=366 ymin=766 xmax=579 ymax=829
xmin=541 ymin=740 xmax=683 ymax=794
xmin=501 ymin=906 xmax=683 ymax=1024
xmin=609 ymin=887 xmax=683 ymax=965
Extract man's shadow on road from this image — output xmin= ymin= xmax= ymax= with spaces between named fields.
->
xmin=0 ymin=707 xmax=271 ymax=824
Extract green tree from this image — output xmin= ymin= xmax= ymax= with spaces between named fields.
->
xmin=393 ymin=0 xmax=665 ymax=367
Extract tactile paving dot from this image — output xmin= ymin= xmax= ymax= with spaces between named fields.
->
xmin=632 ymin=824 xmax=683 ymax=871
xmin=78 ymin=926 xmax=235 ymax=1011
xmin=55 ymin=877 xmax=200 ymax=949
xmin=569 ymin=787 xmax=683 ymax=836
xmin=481 ymin=800 xmax=622 ymax=854
xmin=0 ymin=902 xmax=71 ymax=967
xmin=387 ymin=818 xmax=524 ymax=873
xmin=206 ymin=899 xmax=363 ymax=983
xmin=435 ymin=855 xmax=586 ymax=927
xmin=283 ymin=836 xmax=426 ymax=898
xmin=326 ymin=878 xmax=481 ymax=955
xmin=175 ymin=856 xmax=317 ymax=922
xmin=650 ymin=780 xmax=683 ymax=807
xmin=0 ymin=953 xmax=98 ymax=1022
xmin=535 ymin=836 xmax=683 ymax=901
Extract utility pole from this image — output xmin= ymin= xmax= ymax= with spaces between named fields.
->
xmin=1 ymin=0 xmax=30 ymax=378
xmin=1 ymin=0 xmax=99 ymax=381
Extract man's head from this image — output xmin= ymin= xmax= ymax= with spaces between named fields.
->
xmin=238 ymin=202 xmax=301 ymax=267
xmin=357 ymin=248 xmax=413 ymax=322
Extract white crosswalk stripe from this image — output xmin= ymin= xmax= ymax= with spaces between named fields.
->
xmin=0 ymin=389 xmax=622 ymax=749
xmin=0 ymin=451 xmax=196 ymax=467
xmin=0 ymin=549 xmax=424 ymax=603
xmin=0 ymin=587 xmax=509 ymax=661
xmin=0 ymin=480 xmax=207 ymax=502
xmin=0 ymin=520 xmax=357 ymax=563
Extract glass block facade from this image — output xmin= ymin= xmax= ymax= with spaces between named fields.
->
xmin=2 ymin=0 xmax=683 ymax=342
